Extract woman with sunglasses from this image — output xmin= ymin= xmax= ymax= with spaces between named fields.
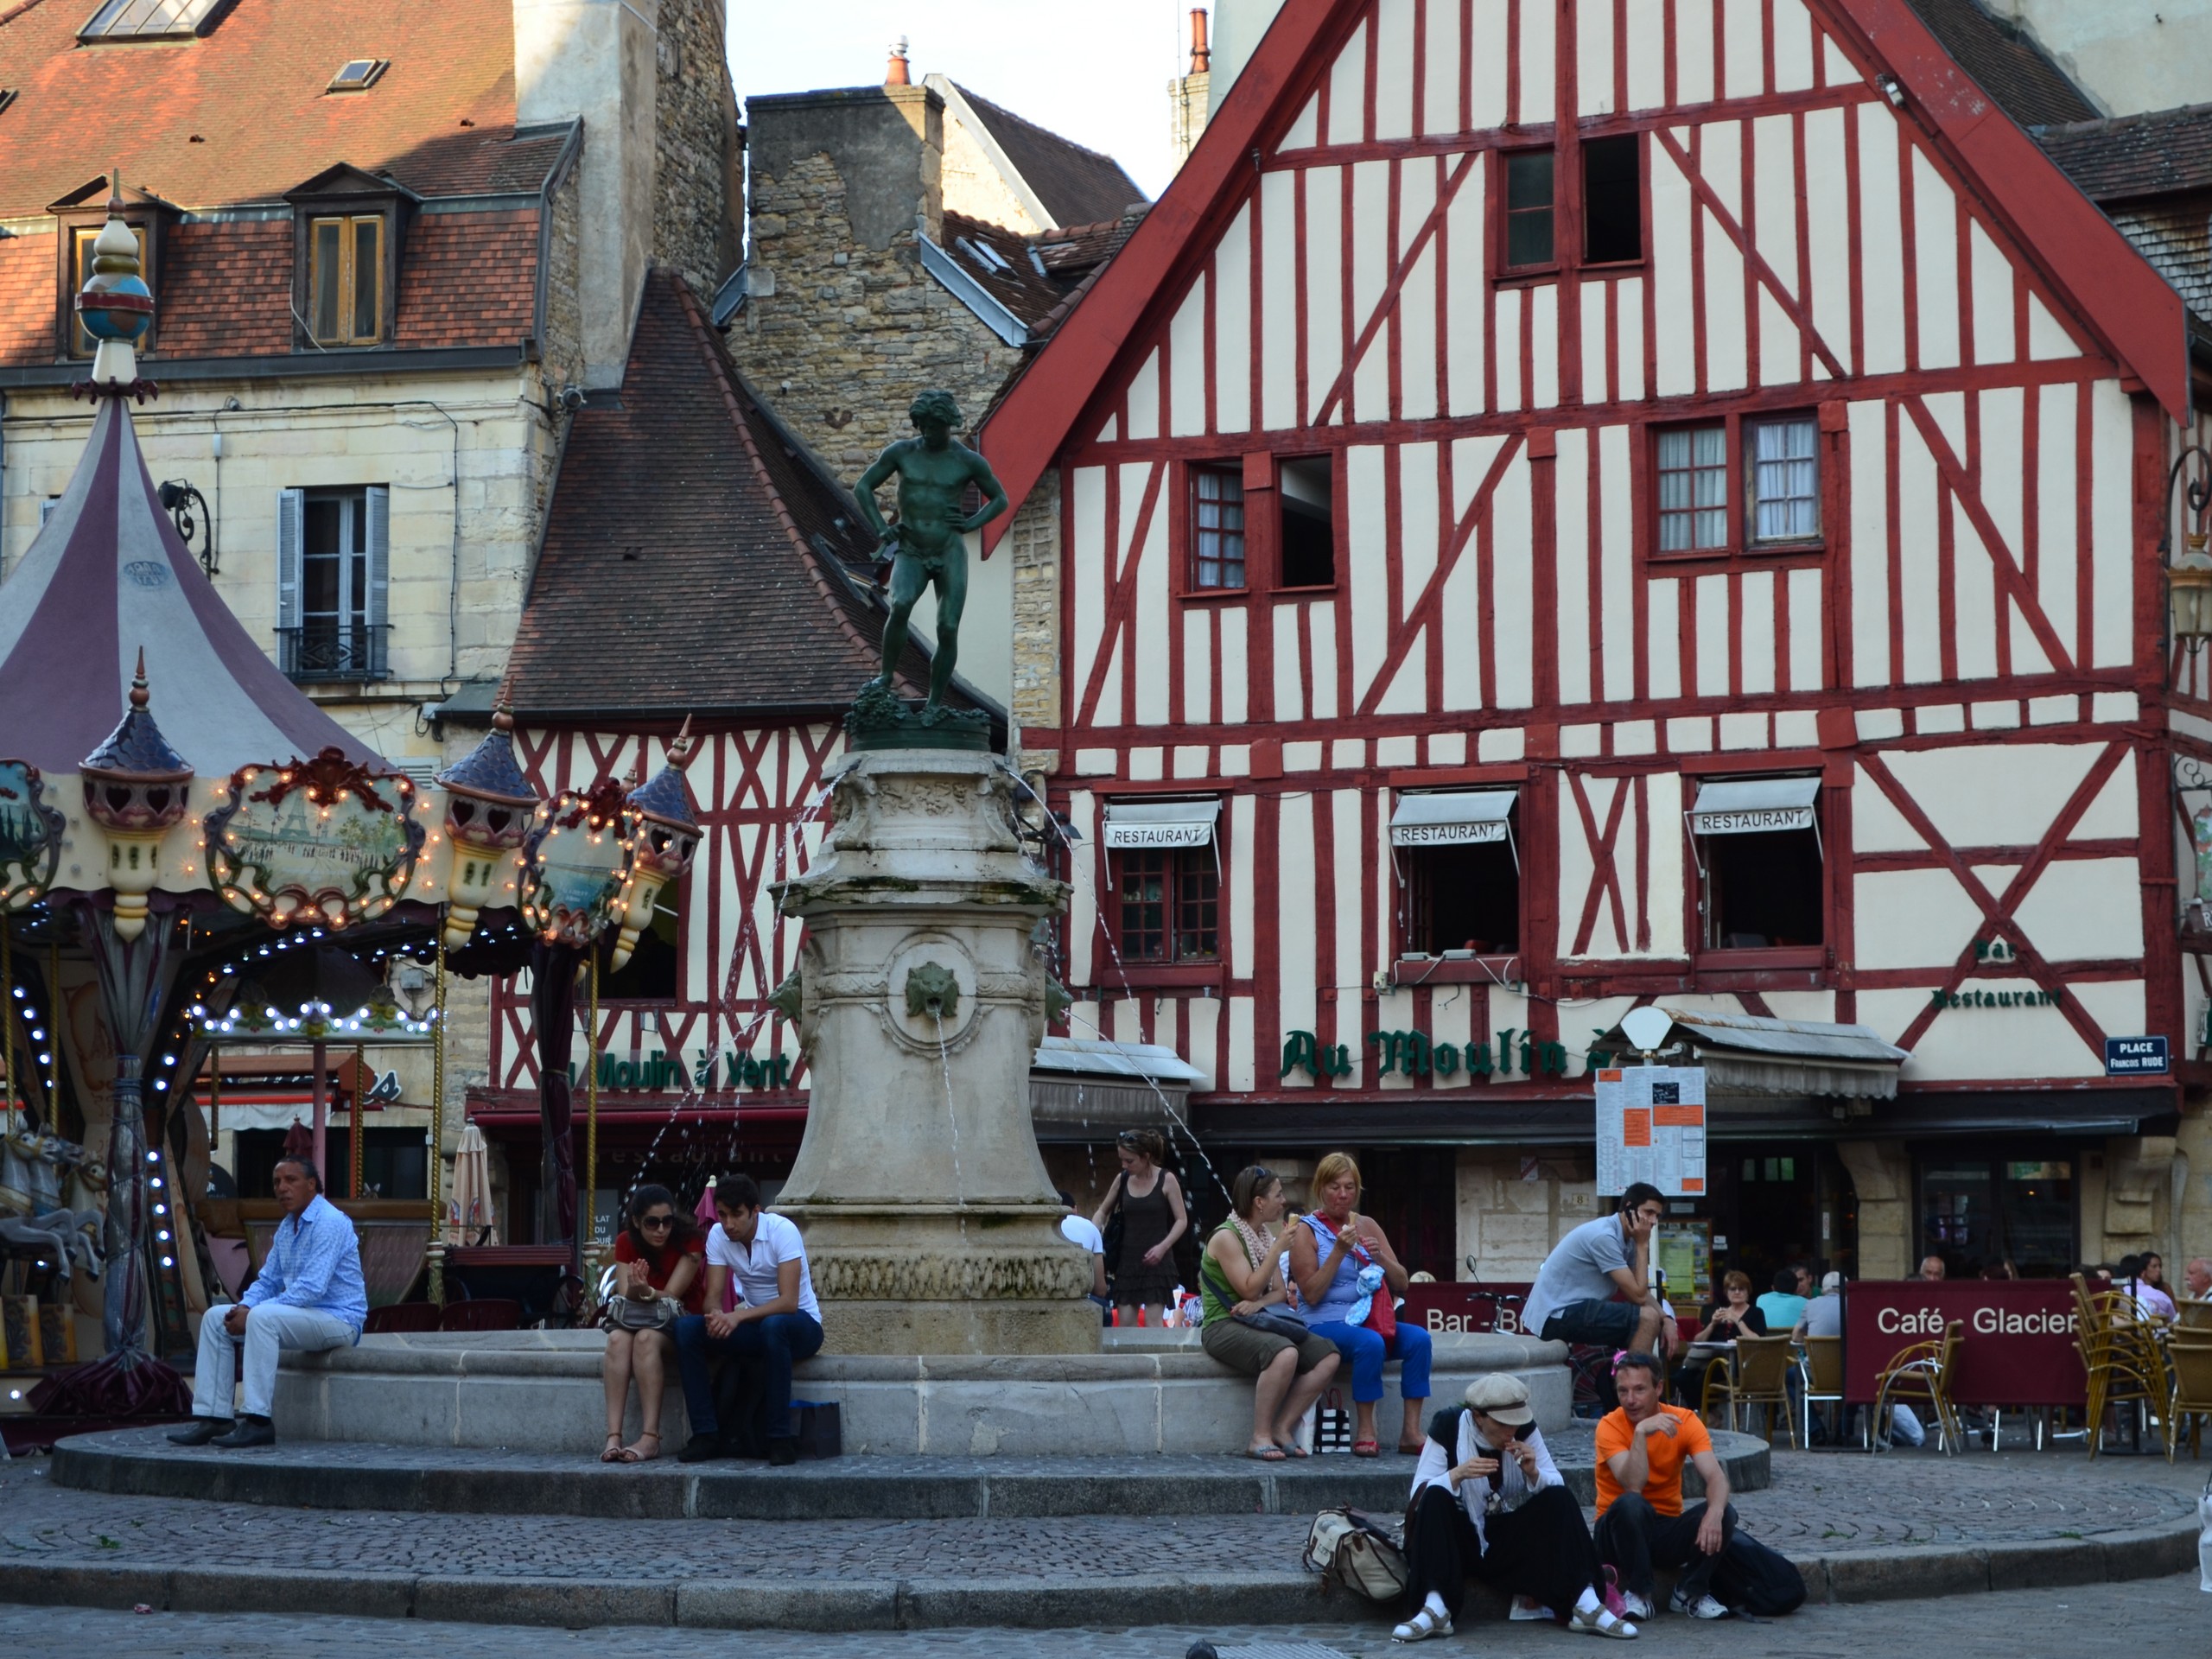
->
xmin=601 ymin=1184 xmax=705 ymax=1463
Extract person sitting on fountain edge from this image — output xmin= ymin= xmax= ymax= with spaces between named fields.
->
xmin=1593 ymin=1351 xmax=1736 ymax=1620
xmin=1520 ymin=1182 xmax=1677 ymax=1363
xmin=675 ymin=1174 xmax=823 ymax=1465
xmin=170 ymin=1155 xmax=365 ymax=1449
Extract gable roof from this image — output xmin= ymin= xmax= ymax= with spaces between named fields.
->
xmin=0 ymin=0 xmax=564 ymax=215
xmin=977 ymin=0 xmax=2189 ymax=535
xmin=2037 ymin=103 xmax=2212 ymax=202
xmin=926 ymin=75 xmax=1147 ymax=231
xmin=503 ymin=270 xmax=981 ymax=723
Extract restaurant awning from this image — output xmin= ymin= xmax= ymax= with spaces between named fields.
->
xmin=191 ymin=1053 xmax=373 ymax=1132
xmin=1030 ymin=1033 xmax=1205 ymax=1141
xmin=1100 ymin=798 xmax=1220 ymax=849
xmin=1687 ymin=775 xmax=1820 ymax=836
xmin=1389 ymin=789 xmax=1517 ymax=847
xmin=1605 ymin=1006 xmax=1910 ymax=1100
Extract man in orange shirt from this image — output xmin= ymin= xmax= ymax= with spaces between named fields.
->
xmin=1592 ymin=1351 xmax=1735 ymax=1619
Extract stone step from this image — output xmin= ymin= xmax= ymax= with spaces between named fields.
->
xmin=51 ymin=1423 xmax=1770 ymax=1520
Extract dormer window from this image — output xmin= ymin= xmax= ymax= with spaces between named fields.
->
xmin=48 ymin=177 xmax=175 ymax=361
xmin=327 ymin=60 xmax=388 ymax=93
xmin=79 ymin=0 xmax=227 ymax=41
xmin=284 ymin=163 xmax=416 ymax=353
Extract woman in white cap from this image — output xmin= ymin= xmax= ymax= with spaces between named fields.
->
xmin=1394 ymin=1373 xmax=1637 ymax=1642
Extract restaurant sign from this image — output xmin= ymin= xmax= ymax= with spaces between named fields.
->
xmin=1281 ymin=1027 xmax=1572 ymax=1082
xmin=207 ymin=753 xmax=423 ymax=928
xmin=1840 ymin=1280 xmax=2084 ymax=1407
xmin=570 ymin=1046 xmax=795 ymax=1092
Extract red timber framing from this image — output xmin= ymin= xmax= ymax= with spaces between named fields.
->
xmin=483 ymin=721 xmax=836 ymax=1104
xmin=988 ymin=0 xmax=2195 ymax=1111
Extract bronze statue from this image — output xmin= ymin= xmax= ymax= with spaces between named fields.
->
xmin=855 ymin=390 xmax=1008 ymax=719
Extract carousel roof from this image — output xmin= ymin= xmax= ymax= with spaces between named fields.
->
xmin=0 ymin=396 xmax=374 ymax=778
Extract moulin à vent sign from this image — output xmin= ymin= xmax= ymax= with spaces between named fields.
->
xmin=1281 ymin=1027 xmax=1573 ymax=1084
xmin=570 ymin=1046 xmax=794 ymax=1092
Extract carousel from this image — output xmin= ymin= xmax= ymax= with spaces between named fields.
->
xmin=0 ymin=189 xmax=700 ymax=1433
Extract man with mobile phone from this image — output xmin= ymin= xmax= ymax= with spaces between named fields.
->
xmin=1521 ymin=1182 xmax=1676 ymax=1360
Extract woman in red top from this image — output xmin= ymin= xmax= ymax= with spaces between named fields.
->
xmin=601 ymin=1185 xmax=704 ymax=1463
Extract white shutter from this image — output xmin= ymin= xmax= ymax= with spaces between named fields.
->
xmin=365 ymin=484 xmax=390 ymax=626
xmin=276 ymin=486 xmax=304 ymax=631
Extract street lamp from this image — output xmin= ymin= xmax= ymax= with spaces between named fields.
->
xmin=156 ymin=478 xmax=216 ymax=575
xmin=2161 ymin=443 xmax=2212 ymax=652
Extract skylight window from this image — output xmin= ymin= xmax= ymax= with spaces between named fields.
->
xmin=79 ymin=0 xmax=226 ymax=41
xmin=957 ymin=235 xmax=1011 ymax=276
xmin=327 ymin=59 xmax=389 ymax=93
xmin=0 ymin=92 xmax=16 ymax=118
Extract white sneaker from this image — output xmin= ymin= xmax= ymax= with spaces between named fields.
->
xmin=1569 ymin=1605 xmax=1639 ymax=1639
xmin=1618 ymin=1591 xmax=1652 ymax=1621
xmin=1669 ymin=1588 xmax=1728 ymax=1619
xmin=1509 ymin=1597 xmax=1554 ymax=1621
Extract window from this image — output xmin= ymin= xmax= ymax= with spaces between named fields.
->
xmin=1651 ymin=412 xmax=1825 ymax=557
xmin=1190 ymin=465 xmax=1245 ymax=589
xmin=1116 ymin=848 xmax=1219 ymax=963
xmin=1688 ymin=777 xmax=1824 ymax=953
xmin=327 ymin=59 xmax=388 ymax=92
xmin=1278 ymin=454 xmax=1336 ymax=587
xmin=79 ymin=0 xmax=224 ymax=40
xmin=1582 ymin=135 xmax=1643 ymax=264
xmin=277 ymin=485 xmax=389 ymax=682
xmin=1403 ymin=842 xmax=1521 ymax=955
xmin=600 ymin=886 xmax=681 ymax=1001
xmin=69 ymin=222 xmax=148 ymax=358
xmin=1502 ymin=150 xmax=1554 ymax=270
xmin=325 ymin=1127 xmax=429 ymax=1202
xmin=1656 ymin=424 xmax=1727 ymax=553
xmin=308 ymin=214 xmax=385 ymax=346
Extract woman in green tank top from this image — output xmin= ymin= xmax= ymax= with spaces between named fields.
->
xmin=1200 ymin=1166 xmax=1343 ymax=1459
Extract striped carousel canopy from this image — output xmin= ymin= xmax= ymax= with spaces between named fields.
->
xmin=0 ymin=396 xmax=374 ymax=778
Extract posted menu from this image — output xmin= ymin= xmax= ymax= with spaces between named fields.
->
xmin=1595 ymin=1065 xmax=1707 ymax=1197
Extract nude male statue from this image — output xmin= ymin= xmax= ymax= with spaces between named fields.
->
xmin=854 ymin=390 xmax=1008 ymax=718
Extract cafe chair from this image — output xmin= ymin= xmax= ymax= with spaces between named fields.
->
xmin=2164 ymin=1331 xmax=2212 ymax=1462
xmin=2176 ymin=1300 xmax=2212 ymax=1333
xmin=1872 ymin=1319 xmax=1965 ymax=1454
xmin=2070 ymin=1280 xmax=2165 ymax=1459
xmin=1705 ymin=1332 xmax=1800 ymax=1448
xmin=1797 ymin=1334 xmax=1846 ymax=1446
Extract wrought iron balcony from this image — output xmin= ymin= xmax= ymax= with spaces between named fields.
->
xmin=277 ymin=623 xmax=391 ymax=683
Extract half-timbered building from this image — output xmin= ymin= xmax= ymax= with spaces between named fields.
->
xmin=981 ymin=0 xmax=2212 ymax=1289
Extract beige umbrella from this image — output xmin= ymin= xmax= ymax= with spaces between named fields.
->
xmin=448 ymin=1122 xmax=498 ymax=1245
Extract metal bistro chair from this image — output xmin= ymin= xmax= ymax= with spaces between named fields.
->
xmin=2175 ymin=1300 xmax=2212 ymax=1333
xmin=2164 ymin=1330 xmax=2212 ymax=1462
xmin=1872 ymin=1319 xmax=1965 ymax=1454
xmin=1797 ymin=1334 xmax=1847 ymax=1447
xmin=2072 ymin=1274 xmax=2165 ymax=1457
xmin=1703 ymin=1332 xmax=1800 ymax=1447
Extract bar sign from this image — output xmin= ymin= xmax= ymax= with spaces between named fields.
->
xmin=2103 ymin=1035 xmax=2168 ymax=1076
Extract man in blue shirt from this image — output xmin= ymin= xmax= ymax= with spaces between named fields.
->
xmin=171 ymin=1155 xmax=365 ymax=1449
xmin=1522 ymin=1182 xmax=1677 ymax=1360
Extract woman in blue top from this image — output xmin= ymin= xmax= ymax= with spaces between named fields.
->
xmin=1287 ymin=1151 xmax=1431 ymax=1456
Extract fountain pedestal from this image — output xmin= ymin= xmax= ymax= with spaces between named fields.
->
xmin=771 ymin=747 xmax=1096 ymax=1355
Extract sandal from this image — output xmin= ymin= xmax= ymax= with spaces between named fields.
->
xmin=1274 ymin=1440 xmax=1311 ymax=1458
xmin=1352 ymin=1439 xmax=1381 ymax=1458
xmin=616 ymin=1430 xmax=661 ymax=1465
xmin=1390 ymin=1607 xmax=1452 ymax=1643
xmin=599 ymin=1433 xmax=625 ymax=1464
xmin=1245 ymin=1442 xmax=1287 ymax=1461
xmin=1397 ymin=1440 xmax=1425 ymax=1455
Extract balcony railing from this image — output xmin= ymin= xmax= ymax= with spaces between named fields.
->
xmin=277 ymin=623 xmax=391 ymax=683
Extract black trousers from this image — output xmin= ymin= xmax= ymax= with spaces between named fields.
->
xmin=1593 ymin=1491 xmax=1737 ymax=1600
xmin=1403 ymin=1484 xmax=1604 ymax=1620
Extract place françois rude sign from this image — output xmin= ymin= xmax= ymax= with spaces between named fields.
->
xmin=1840 ymin=1280 xmax=2085 ymax=1408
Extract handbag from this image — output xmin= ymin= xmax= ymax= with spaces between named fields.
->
xmin=1234 ymin=1306 xmax=1311 ymax=1342
xmin=1302 ymin=1506 xmax=1410 ymax=1602
xmin=610 ymin=1294 xmax=681 ymax=1332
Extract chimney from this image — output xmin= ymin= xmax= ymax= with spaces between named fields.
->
xmin=886 ymin=35 xmax=911 ymax=86
xmin=1189 ymin=7 xmax=1211 ymax=73
xmin=514 ymin=0 xmax=657 ymax=389
xmin=1168 ymin=8 xmax=1212 ymax=170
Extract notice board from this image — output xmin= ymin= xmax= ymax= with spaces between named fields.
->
xmin=1595 ymin=1065 xmax=1707 ymax=1196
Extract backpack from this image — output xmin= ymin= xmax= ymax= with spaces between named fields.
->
xmin=1709 ymin=1532 xmax=1807 ymax=1617
xmin=1301 ymin=1507 xmax=1410 ymax=1603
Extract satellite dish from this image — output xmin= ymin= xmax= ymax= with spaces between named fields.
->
xmin=1619 ymin=1006 xmax=1674 ymax=1056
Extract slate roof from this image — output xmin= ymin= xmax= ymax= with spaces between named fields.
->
xmin=503 ymin=270 xmax=978 ymax=723
xmin=2037 ymin=103 xmax=2212 ymax=201
xmin=0 ymin=0 xmax=561 ymax=214
xmin=1901 ymin=0 xmax=2096 ymax=130
xmin=947 ymin=82 xmax=1147 ymax=229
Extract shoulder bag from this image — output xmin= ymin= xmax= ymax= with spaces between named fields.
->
xmin=1302 ymin=1506 xmax=1410 ymax=1603
xmin=609 ymin=1293 xmax=682 ymax=1332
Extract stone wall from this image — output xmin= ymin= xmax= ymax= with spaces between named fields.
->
xmin=939 ymin=105 xmax=1045 ymax=232
xmin=540 ymin=161 xmax=586 ymax=399
xmin=1006 ymin=478 xmax=1061 ymax=760
xmin=652 ymin=0 xmax=742 ymax=298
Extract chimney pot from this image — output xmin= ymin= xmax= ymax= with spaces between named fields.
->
xmin=1189 ymin=8 xmax=1210 ymax=73
xmin=886 ymin=35 xmax=911 ymax=86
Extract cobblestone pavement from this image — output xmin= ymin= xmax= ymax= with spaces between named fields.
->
xmin=0 ymin=1446 xmax=2198 ymax=1580
xmin=0 ymin=1571 xmax=2199 ymax=1658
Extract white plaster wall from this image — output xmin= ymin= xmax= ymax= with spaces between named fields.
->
xmin=1993 ymin=0 xmax=2212 ymax=118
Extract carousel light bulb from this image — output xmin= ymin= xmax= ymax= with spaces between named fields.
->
xmin=36 ymin=1053 xmax=49 ymax=1065
xmin=148 ymin=1150 xmax=160 ymax=1162
xmin=152 ymin=1079 xmax=166 ymax=1091
xmin=157 ymin=1230 xmax=170 ymax=1242
xmin=29 ymin=1028 xmax=42 ymax=1041
xmin=161 ymin=1255 xmax=174 ymax=1268
xmin=153 ymin=1203 xmax=167 ymax=1216
xmin=149 ymin=1177 xmax=163 ymax=1190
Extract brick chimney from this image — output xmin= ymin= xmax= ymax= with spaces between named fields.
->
xmin=886 ymin=35 xmax=911 ymax=86
xmin=1168 ymin=8 xmax=1212 ymax=169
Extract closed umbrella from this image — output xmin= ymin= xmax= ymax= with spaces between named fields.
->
xmin=448 ymin=1123 xmax=497 ymax=1244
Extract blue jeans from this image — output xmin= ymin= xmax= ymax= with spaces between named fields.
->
xmin=1307 ymin=1318 xmax=1432 ymax=1404
xmin=675 ymin=1311 xmax=823 ymax=1440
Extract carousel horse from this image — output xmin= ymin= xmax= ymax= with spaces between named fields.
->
xmin=0 ymin=1124 xmax=94 ymax=1219
xmin=0 ymin=1205 xmax=104 ymax=1289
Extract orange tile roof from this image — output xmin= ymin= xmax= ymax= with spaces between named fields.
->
xmin=0 ymin=0 xmax=554 ymax=214
xmin=0 ymin=232 xmax=50 ymax=362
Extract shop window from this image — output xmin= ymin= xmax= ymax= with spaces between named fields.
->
xmin=600 ymin=885 xmax=683 ymax=1001
xmin=277 ymin=486 xmax=389 ymax=681
xmin=1688 ymin=776 xmax=1824 ymax=953
xmin=1278 ymin=455 xmax=1335 ymax=588
xmin=1918 ymin=1156 xmax=2075 ymax=1279
xmin=308 ymin=213 xmax=385 ymax=346
xmin=1652 ymin=412 xmax=1824 ymax=558
xmin=1116 ymin=848 xmax=1218 ymax=963
xmin=1189 ymin=464 xmax=1246 ymax=590
xmin=1581 ymin=134 xmax=1643 ymax=264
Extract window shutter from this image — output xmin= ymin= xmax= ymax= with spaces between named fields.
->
xmin=365 ymin=484 xmax=390 ymax=626
xmin=276 ymin=486 xmax=304 ymax=631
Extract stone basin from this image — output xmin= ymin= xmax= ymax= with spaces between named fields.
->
xmin=266 ymin=1327 xmax=1573 ymax=1456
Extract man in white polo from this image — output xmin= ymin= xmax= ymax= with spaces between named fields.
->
xmin=674 ymin=1173 xmax=823 ymax=1465
xmin=171 ymin=1155 xmax=365 ymax=1449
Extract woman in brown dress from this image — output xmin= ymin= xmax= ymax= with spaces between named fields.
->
xmin=1092 ymin=1128 xmax=1189 ymax=1325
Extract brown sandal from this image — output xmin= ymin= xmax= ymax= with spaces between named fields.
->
xmin=617 ymin=1430 xmax=661 ymax=1464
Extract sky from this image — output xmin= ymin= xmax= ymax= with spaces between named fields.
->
xmin=731 ymin=1 xmax=1207 ymax=201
